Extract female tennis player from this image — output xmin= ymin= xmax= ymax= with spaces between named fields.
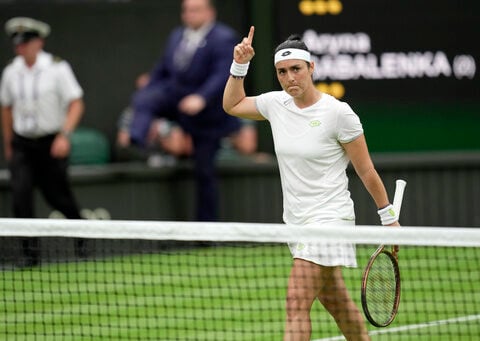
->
xmin=223 ymin=26 xmax=400 ymax=341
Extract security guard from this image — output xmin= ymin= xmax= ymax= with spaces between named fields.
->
xmin=0 ymin=17 xmax=84 ymax=265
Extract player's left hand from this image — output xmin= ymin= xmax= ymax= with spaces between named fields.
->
xmin=234 ymin=26 xmax=255 ymax=64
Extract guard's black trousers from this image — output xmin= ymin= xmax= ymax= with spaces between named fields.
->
xmin=9 ymin=133 xmax=81 ymax=219
xmin=9 ymin=133 xmax=82 ymax=265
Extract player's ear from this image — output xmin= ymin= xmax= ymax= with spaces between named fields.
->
xmin=308 ymin=61 xmax=315 ymax=74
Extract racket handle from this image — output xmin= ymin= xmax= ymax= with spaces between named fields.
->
xmin=393 ymin=179 xmax=407 ymax=217
xmin=392 ymin=179 xmax=406 ymax=257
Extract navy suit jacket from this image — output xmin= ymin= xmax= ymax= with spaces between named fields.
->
xmin=143 ymin=21 xmax=241 ymax=140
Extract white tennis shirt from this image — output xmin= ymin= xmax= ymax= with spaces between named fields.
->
xmin=256 ymin=91 xmax=363 ymax=225
xmin=0 ymin=50 xmax=83 ymax=138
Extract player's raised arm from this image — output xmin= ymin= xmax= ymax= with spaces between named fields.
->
xmin=223 ymin=26 xmax=264 ymax=120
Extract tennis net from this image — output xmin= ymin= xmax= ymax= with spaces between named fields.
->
xmin=1 ymin=218 xmax=479 ymax=340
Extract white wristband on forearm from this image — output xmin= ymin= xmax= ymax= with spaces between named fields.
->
xmin=377 ymin=204 xmax=398 ymax=225
xmin=230 ymin=60 xmax=250 ymax=78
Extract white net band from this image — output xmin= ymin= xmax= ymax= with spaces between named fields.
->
xmin=0 ymin=218 xmax=479 ymax=247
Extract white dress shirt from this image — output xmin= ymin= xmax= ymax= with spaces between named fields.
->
xmin=0 ymin=50 xmax=83 ymax=138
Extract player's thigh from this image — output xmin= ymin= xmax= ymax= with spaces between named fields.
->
xmin=316 ymin=266 xmax=350 ymax=307
xmin=287 ymin=259 xmax=325 ymax=306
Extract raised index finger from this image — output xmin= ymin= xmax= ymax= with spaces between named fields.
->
xmin=246 ymin=26 xmax=255 ymax=44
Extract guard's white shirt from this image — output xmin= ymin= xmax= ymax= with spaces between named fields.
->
xmin=256 ymin=91 xmax=363 ymax=225
xmin=0 ymin=50 xmax=83 ymax=138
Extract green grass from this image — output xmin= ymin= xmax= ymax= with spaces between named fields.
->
xmin=1 ymin=244 xmax=479 ymax=340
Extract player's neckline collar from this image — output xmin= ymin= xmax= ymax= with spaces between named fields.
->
xmin=291 ymin=91 xmax=323 ymax=110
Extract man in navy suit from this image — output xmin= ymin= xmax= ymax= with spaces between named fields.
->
xmin=129 ymin=0 xmax=242 ymax=221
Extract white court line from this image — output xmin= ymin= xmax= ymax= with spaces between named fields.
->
xmin=313 ymin=314 xmax=480 ymax=341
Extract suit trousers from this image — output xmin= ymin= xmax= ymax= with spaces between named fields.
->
xmin=130 ymin=85 xmax=239 ymax=222
xmin=192 ymin=136 xmax=221 ymax=222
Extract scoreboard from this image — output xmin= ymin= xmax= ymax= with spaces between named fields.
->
xmin=274 ymin=0 xmax=479 ymax=103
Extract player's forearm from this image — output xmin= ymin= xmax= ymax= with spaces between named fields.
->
xmin=359 ymin=168 xmax=391 ymax=209
xmin=345 ymin=135 xmax=390 ymax=208
xmin=223 ymin=76 xmax=247 ymax=115
xmin=223 ymin=26 xmax=262 ymax=120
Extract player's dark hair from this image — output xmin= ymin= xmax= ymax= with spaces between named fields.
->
xmin=274 ymin=34 xmax=310 ymax=54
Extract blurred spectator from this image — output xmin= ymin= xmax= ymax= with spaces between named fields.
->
xmin=0 ymin=17 xmax=84 ymax=265
xmin=116 ymin=72 xmax=261 ymax=164
xmin=125 ymin=0 xmax=245 ymax=221
xmin=115 ymin=72 xmax=193 ymax=164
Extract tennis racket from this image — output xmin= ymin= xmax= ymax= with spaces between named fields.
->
xmin=361 ymin=179 xmax=406 ymax=327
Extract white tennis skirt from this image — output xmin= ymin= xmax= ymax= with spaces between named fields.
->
xmin=287 ymin=220 xmax=357 ymax=268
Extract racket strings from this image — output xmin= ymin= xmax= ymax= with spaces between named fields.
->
xmin=365 ymin=252 xmax=398 ymax=324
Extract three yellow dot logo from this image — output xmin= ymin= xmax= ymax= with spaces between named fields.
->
xmin=299 ymin=1 xmax=346 ymax=97
xmin=299 ymin=0 xmax=343 ymax=16
xmin=316 ymin=82 xmax=345 ymax=99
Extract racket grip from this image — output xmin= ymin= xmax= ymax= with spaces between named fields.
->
xmin=393 ymin=179 xmax=406 ymax=217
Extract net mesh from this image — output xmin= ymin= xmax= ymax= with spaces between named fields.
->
xmin=1 ymin=218 xmax=480 ymax=340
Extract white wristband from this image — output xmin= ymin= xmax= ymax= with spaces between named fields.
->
xmin=230 ymin=60 xmax=250 ymax=77
xmin=377 ymin=204 xmax=398 ymax=226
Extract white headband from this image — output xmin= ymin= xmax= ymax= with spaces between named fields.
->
xmin=274 ymin=48 xmax=311 ymax=65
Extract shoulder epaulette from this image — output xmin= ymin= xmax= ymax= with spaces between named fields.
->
xmin=52 ymin=55 xmax=64 ymax=63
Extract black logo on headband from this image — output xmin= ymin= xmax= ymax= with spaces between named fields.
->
xmin=281 ymin=51 xmax=292 ymax=57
